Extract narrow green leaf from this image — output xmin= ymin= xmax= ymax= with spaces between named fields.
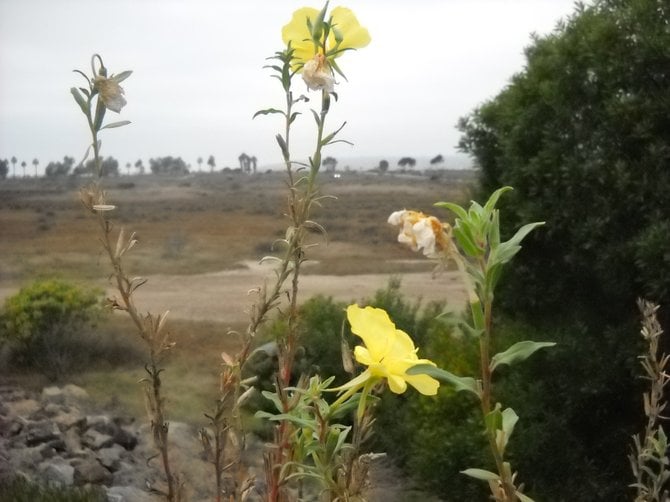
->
xmin=490 ymin=341 xmax=556 ymax=373
xmin=253 ymin=108 xmax=286 ymax=119
xmin=320 ymin=121 xmax=347 ymax=146
xmin=70 ymin=87 xmax=89 ymax=115
xmin=275 ymin=134 xmax=289 ymax=159
xmin=461 ymin=468 xmax=500 ymax=481
xmin=490 ymin=242 xmax=522 ymax=265
xmin=407 ymin=364 xmax=479 ymax=396
xmin=434 ymin=201 xmax=467 ymax=221
xmin=311 ymin=109 xmax=322 ymax=127
xmin=504 ymin=221 xmax=545 ymax=248
xmin=516 ymin=492 xmax=536 ymax=502
xmin=454 ymin=225 xmax=481 ymax=257
xmin=100 ymin=120 xmax=131 ymax=130
xmin=93 ymin=97 xmax=106 ymax=131
xmin=483 ymin=186 xmax=513 ymax=212
xmin=498 ymin=407 xmax=519 ymax=452
xmin=113 ymin=70 xmax=133 ymax=83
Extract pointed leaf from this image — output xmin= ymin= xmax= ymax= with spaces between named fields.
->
xmin=253 ymin=108 xmax=286 ymax=119
xmin=407 ymin=364 xmax=479 ymax=396
xmin=461 ymin=468 xmax=500 ymax=481
xmin=483 ymin=186 xmax=513 ymax=212
xmin=101 ymin=120 xmax=131 ymax=130
xmin=504 ymin=221 xmax=545 ymax=248
xmin=490 ymin=341 xmax=556 ymax=373
xmin=516 ymin=492 xmax=536 ymax=502
xmin=112 ymin=70 xmax=133 ymax=83
xmin=70 ymin=87 xmax=89 ymax=115
xmin=435 ymin=201 xmax=468 ymax=221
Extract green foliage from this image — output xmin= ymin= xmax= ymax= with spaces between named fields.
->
xmin=0 ymin=278 xmax=102 ymax=379
xmin=457 ymin=2 xmax=668 ymax=498
xmin=300 ymin=294 xmax=349 ymax=385
xmin=494 ymin=317 xmax=641 ymax=500
xmin=458 ymin=0 xmax=670 ymax=321
xmin=0 ymin=477 xmax=105 ymax=502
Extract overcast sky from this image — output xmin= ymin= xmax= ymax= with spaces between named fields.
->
xmin=0 ymin=0 xmax=580 ymax=173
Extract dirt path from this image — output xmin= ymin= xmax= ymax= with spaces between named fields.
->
xmin=115 ymin=261 xmax=467 ymax=324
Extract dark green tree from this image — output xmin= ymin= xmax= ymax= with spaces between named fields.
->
xmin=458 ymin=0 xmax=670 ymax=499
xmin=397 ymin=156 xmax=416 ymax=170
xmin=149 ymin=156 xmax=189 ymax=175
xmin=45 ymin=156 xmax=75 ymax=177
xmin=322 ymin=156 xmax=337 ymax=172
xmin=0 ymin=159 xmax=8 ymax=179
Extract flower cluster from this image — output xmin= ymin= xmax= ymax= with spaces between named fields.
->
xmin=282 ymin=5 xmax=370 ymax=91
xmin=338 ymin=304 xmax=439 ymax=396
xmin=388 ymin=210 xmax=452 ymax=258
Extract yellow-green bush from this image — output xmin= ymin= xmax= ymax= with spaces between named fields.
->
xmin=0 ymin=278 xmax=102 ymax=379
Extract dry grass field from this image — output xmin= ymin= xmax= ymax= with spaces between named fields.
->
xmin=0 ymin=169 xmax=476 ymax=419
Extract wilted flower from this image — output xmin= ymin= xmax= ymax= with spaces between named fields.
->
xmin=388 ymin=210 xmax=452 ymax=258
xmin=94 ymin=75 xmax=127 ymax=113
xmin=336 ymin=304 xmax=439 ymax=396
xmin=282 ymin=5 xmax=370 ymax=90
xmin=302 ymin=53 xmax=335 ymax=92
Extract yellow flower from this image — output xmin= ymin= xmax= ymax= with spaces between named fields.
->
xmin=339 ymin=304 xmax=439 ymax=395
xmin=94 ymin=75 xmax=127 ymax=113
xmin=282 ymin=5 xmax=370 ymax=90
xmin=388 ymin=210 xmax=452 ymax=258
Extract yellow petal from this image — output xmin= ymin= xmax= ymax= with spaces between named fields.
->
xmin=404 ymin=372 xmax=440 ymax=396
xmin=329 ymin=6 xmax=371 ymax=52
xmin=387 ymin=374 xmax=408 ymax=394
xmin=353 ymin=345 xmax=375 ymax=366
xmin=346 ymin=305 xmax=394 ymax=361
xmin=389 ymin=329 xmax=418 ymax=359
xmin=282 ymin=7 xmax=319 ymax=46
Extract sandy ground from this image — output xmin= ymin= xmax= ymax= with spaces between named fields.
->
xmin=101 ymin=260 xmax=468 ymax=325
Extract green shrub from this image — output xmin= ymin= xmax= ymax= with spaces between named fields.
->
xmin=0 ymin=476 xmax=105 ymax=502
xmin=0 ymin=278 xmax=102 ymax=379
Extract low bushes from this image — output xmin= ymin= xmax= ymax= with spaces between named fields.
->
xmin=0 ymin=279 xmax=102 ymax=379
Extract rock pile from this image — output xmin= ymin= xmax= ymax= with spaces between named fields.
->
xmin=0 ymin=384 xmax=177 ymax=501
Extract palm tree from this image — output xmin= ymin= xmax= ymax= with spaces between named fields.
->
xmin=135 ymin=159 xmax=144 ymax=175
xmin=21 ymin=161 xmax=27 ymax=178
xmin=207 ymin=155 xmax=216 ymax=173
xmin=126 ymin=162 xmax=131 ymax=176
xmin=32 ymin=158 xmax=39 ymax=177
xmin=250 ymin=156 xmax=257 ymax=174
xmin=10 ymin=156 xmax=17 ymax=178
xmin=197 ymin=157 xmax=203 ymax=172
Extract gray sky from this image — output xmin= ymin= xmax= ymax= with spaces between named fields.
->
xmin=0 ymin=0 xmax=579 ymax=173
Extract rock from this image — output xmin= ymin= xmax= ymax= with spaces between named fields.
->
xmin=7 ymin=445 xmax=43 ymax=470
xmin=97 ymin=444 xmax=125 ymax=471
xmin=24 ymin=419 xmax=61 ymax=446
xmin=72 ymin=456 xmax=113 ymax=486
xmin=62 ymin=427 xmax=86 ymax=457
xmin=106 ymin=485 xmax=162 ymax=502
xmin=62 ymin=384 xmax=90 ymax=404
xmin=82 ymin=428 xmax=114 ymax=450
xmin=38 ymin=459 xmax=75 ymax=486
xmin=52 ymin=406 xmax=86 ymax=431
xmin=41 ymin=386 xmax=65 ymax=405
xmin=114 ymin=425 xmax=138 ymax=450
xmin=87 ymin=414 xmax=119 ymax=436
xmin=5 ymin=398 xmax=40 ymax=418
